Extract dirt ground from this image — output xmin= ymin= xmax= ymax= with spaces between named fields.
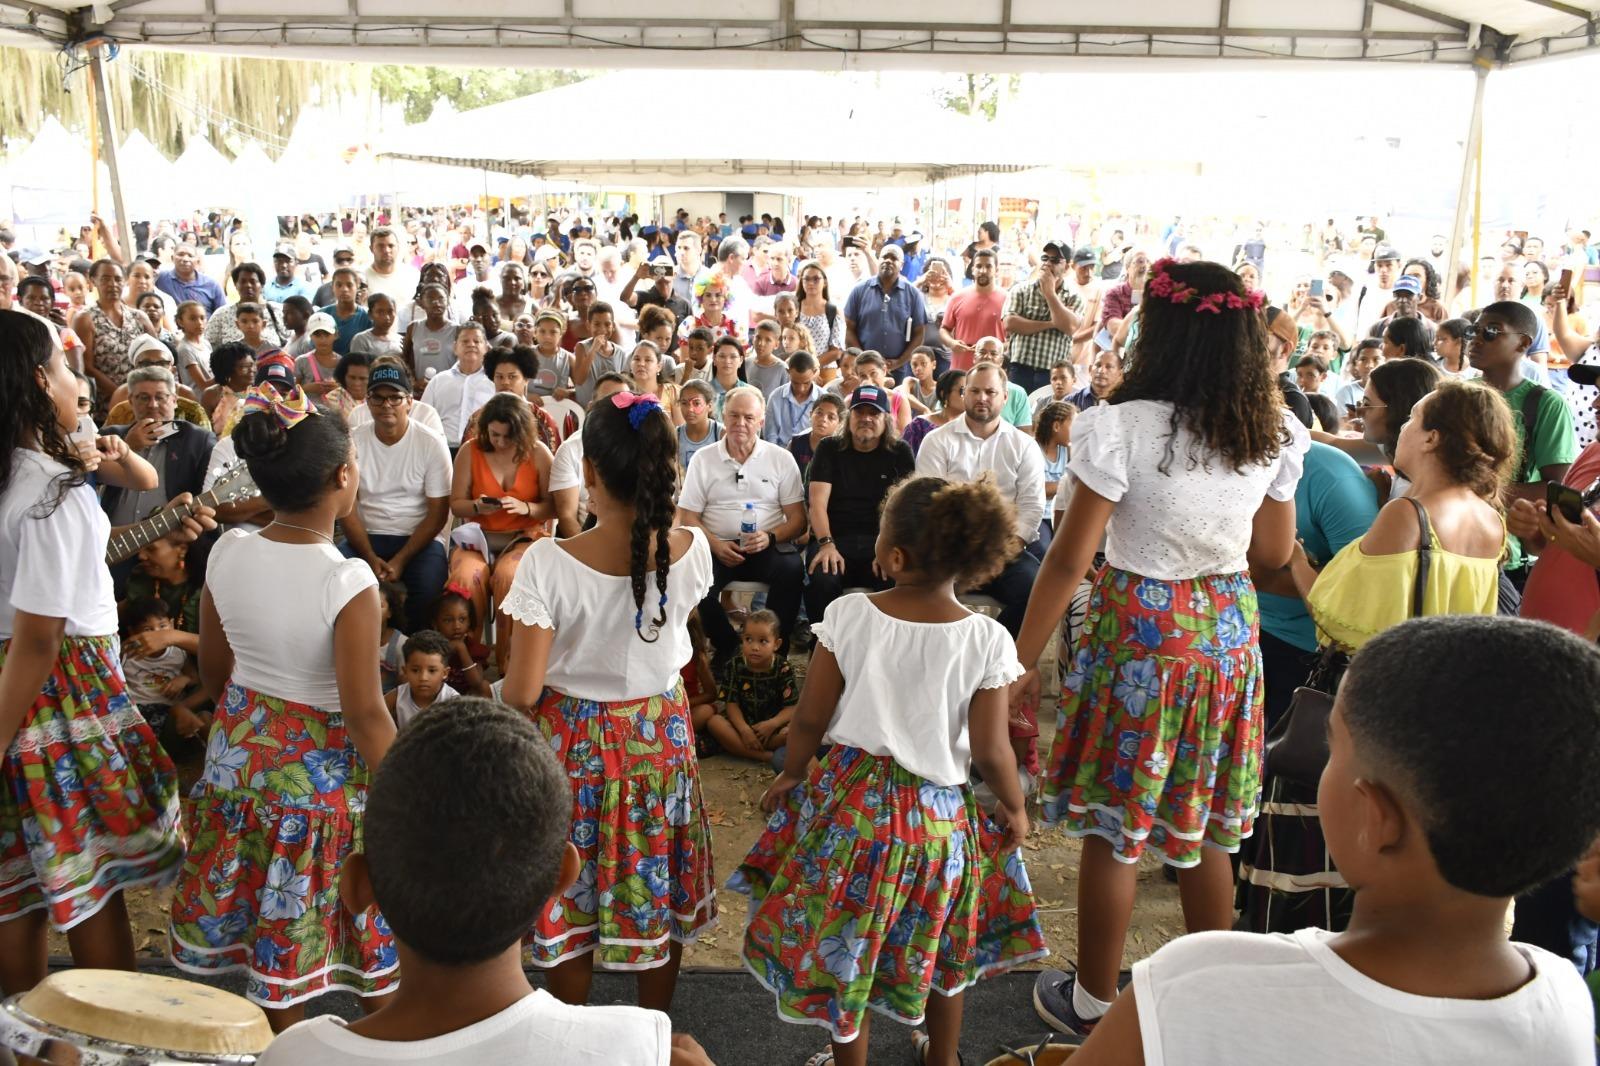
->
xmin=57 ymin=632 xmax=1185 ymax=973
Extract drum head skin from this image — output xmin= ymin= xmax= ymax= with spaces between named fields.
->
xmin=17 ymin=971 xmax=272 ymax=1056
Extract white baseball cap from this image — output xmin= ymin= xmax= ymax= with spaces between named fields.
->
xmin=307 ymin=311 xmax=337 ymax=335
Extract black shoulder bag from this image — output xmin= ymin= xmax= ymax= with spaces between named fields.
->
xmin=1262 ymin=497 xmax=1433 ymax=788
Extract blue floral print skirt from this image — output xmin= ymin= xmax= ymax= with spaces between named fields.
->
xmin=523 ymin=683 xmax=716 ymax=971
xmin=728 ymin=746 xmax=1047 ymax=1042
xmin=1042 ymin=567 xmax=1265 ymax=867
xmin=168 ymin=682 xmax=397 ymax=1007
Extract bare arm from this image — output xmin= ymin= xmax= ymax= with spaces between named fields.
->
xmin=333 ymin=586 xmax=396 ymax=769
xmin=845 ymin=318 xmax=861 ymax=350
xmin=502 ymin=620 xmax=555 ymax=713
xmin=1245 ymin=496 xmax=1297 ymax=572
xmin=448 ymin=444 xmax=479 ymax=519
xmin=552 ymin=487 xmax=582 ymax=539
xmin=196 ymin=587 xmax=234 ymax=700
xmin=1016 ymin=483 xmax=1115 ymax=667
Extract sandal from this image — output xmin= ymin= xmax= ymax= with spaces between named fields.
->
xmin=803 ymin=1051 xmax=835 ymax=1066
xmin=910 ymin=1028 xmax=967 ymax=1065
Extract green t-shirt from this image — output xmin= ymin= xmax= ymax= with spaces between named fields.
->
xmin=1503 ymin=379 xmax=1578 ymax=569
xmin=1002 ymin=382 xmax=1033 ymax=428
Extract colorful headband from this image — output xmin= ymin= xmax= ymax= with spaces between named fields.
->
xmin=242 ymin=382 xmax=316 ymax=430
xmin=611 ymin=390 xmax=663 ymax=430
xmin=1147 ymin=258 xmax=1266 ymax=315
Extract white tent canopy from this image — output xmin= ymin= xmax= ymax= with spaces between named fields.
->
xmin=3 ymin=1 xmax=1598 ymax=68
xmin=375 ymin=69 xmax=1022 ymax=188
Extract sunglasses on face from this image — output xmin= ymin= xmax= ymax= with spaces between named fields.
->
xmin=1467 ymin=323 xmax=1524 ymax=342
xmin=572 ymin=284 xmax=596 ymax=293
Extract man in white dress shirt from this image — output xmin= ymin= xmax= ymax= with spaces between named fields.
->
xmin=914 ymin=361 xmax=1046 ymax=636
xmin=675 ymin=386 xmax=807 ymax=663
xmin=419 ymin=323 xmax=495 ymax=450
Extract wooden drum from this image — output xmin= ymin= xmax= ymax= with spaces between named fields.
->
xmin=0 ymin=970 xmax=272 ymax=1065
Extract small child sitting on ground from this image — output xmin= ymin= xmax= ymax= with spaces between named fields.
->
xmin=704 ymin=610 xmax=798 ymax=764
xmin=384 ymin=630 xmax=459 ymax=729
xmin=120 ymin=597 xmax=211 ymax=743
xmin=681 ymin=611 xmax=719 ymax=758
xmin=431 ymin=588 xmax=491 ymax=697
xmin=1062 ymin=615 xmax=1600 ymax=1065
xmin=256 ymin=697 xmax=715 ymax=1065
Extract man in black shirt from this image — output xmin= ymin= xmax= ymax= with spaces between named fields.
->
xmin=622 ymin=258 xmax=692 ymax=324
xmin=804 ymin=384 xmax=916 ymax=622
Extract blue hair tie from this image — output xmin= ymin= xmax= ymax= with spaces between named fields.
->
xmin=627 ymin=397 xmax=662 ymax=430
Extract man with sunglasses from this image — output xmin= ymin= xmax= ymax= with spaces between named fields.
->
xmin=1002 ymin=238 xmax=1083 ymax=396
xmin=1469 ymin=300 xmax=1576 ymax=587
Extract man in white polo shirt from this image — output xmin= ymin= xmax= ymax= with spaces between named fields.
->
xmin=341 ymin=362 xmax=453 ymax=631
xmin=914 ymin=360 xmax=1045 ymax=636
xmin=419 ymin=321 xmax=495 ymax=450
xmin=675 ymin=385 xmax=807 ymax=663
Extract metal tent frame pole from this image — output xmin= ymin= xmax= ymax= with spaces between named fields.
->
xmin=1444 ymin=56 xmax=1490 ymax=310
xmin=88 ymin=44 xmax=134 ymax=260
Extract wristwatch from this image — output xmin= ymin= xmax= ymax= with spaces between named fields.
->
xmin=817 ymin=536 xmax=835 ymax=546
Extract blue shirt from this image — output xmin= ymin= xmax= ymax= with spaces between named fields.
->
xmin=264 ymin=278 xmax=313 ymax=304
xmin=763 ymin=384 xmax=819 ymax=448
xmin=155 ymin=269 xmax=226 ymax=314
xmin=318 ymin=303 xmax=373 ymax=357
xmin=842 ymin=276 xmax=927 ymax=363
xmin=1258 ymin=442 xmax=1380 ymax=652
xmin=677 ymin=419 xmax=722 ymax=471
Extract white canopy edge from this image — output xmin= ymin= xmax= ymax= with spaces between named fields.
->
xmin=2 ymin=0 xmax=1597 ymax=69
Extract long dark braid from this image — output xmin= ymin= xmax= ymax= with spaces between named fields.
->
xmin=630 ymin=425 xmax=677 ymax=642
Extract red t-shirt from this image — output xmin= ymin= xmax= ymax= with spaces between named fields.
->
xmin=940 ymin=287 xmax=1008 ymax=369
xmin=1520 ymin=440 xmax=1600 ymax=635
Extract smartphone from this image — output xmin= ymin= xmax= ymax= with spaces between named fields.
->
xmin=1560 ymin=268 xmax=1577 ymax=312
xmin=477 ymin=495 xmax=502 ymax=510
xmin=145 ymin=420 xmax=177 ymax=443
xmin=1309 ymin=279 xmax=1325 ymax=298
xmin=1547 ymin=481 xmax=1586 ymax=524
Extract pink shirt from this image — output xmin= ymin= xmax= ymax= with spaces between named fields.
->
xmin=1520 ymin=441 xmax=1600 ymax=635
xmin=941 ymin=287 xmax=1008 ymax=368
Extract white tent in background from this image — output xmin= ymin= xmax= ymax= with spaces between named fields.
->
xmin=171 ymin=136 xmax=236 ymax=211
xmin=116 ymin=129 xmax=179 ymax=221
xmin=5 ymin=116 xmax=110 ymax=227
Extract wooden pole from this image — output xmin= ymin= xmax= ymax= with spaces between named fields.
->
xmin=88 ymin=44 xmax=134 ymax=262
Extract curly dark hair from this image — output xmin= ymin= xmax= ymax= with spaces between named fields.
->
xmin=582 ymin=395 xmax=678 ymax=641
xmin=1401 ymin=258 xmax=1441 ymax=300
xmin=1417 ymin=378 xmax=1516 ymax=503
xmin=0 ymin=309 xmax=84 ymax=516
xmin=1116 ymin=260 xmax=1285 ymax=474
xmin=880 ymin=476 xmax=1016 ymax=588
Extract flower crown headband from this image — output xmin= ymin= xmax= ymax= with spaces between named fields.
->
xmin=1146 ymin=258 xmax=1265 ymax=315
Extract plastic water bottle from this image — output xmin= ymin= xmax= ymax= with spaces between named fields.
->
xmin=740 ymin=502 xmax=758 ymax=552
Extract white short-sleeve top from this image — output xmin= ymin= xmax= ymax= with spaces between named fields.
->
xmin=1067 ymin=400 xmax=1307 ymax=580
xmin=206 ymin=529 xmax=377 ymax=709
xmin=501 ymin=528 xmax=714 ymax=702
xmin=0 ymin=451 xmax=116 ymax=638
xmin=676 ymin=438 xmax=804 ymax=542
xmin=814 ymin=593 xmax=1024 ymax=786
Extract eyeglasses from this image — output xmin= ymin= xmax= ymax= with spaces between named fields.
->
xmin=1346 ymin=401 xmax=1387 ymax=413
xmin=529 ymin=271 xmax=550 ymax=279
xmin=1040 ymin=255 xmax=1063 ymax=264
xmin=1467 ymin=323 xmax=1524 ymax=342
xmin=367 ymin=392 xmax=407 ymax=407
xmin=572 ymin=284 xmax=596 ymax=293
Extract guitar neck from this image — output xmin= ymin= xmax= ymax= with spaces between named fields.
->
xmin=106 ymin=491 xmax=217 ymax=565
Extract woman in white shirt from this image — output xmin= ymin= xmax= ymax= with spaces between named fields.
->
xmin=501 ymin=391 xmax=714 ymax=1013
xmin=0 ymin=310 xmax=182 ymax=991
xmin=168 ymin=382 xmax=398 ymax=1031
xmin=1013 ymin=260 xmax=1304 ymax=1038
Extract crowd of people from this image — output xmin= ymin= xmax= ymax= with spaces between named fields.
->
xmin=2 ymin=201 xmax=1600 ymax=1066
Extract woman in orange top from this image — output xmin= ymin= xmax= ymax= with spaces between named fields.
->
xmin=446 ymin=392 xmax=555 ymax=672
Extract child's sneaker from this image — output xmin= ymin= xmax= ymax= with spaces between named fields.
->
xmin=1032 ymin=970 xmax=1101 ymax=1042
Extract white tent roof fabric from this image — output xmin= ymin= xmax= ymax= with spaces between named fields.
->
xmin=2 ymin=1 xmax=1597 ymax=68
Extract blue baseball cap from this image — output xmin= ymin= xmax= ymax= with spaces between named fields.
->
xmin=1391 ymin=274 xmax=1422 ymax=296
xmin=849 ymin=384 xmax=890 ymax=413
xmin=368 ymin=363 xmax=412 ymax=395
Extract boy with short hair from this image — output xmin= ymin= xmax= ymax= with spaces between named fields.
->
xmin=679 ymin=326 xmax=715 ymax=383
xmin=120 ymin=598 xmax=211 ymax=743
xmin=257 ymin=697 xmax=715 ymax=1065
xmin=384 ymin=630 xmax=459 ymax=729
xmin=351 ymin=292 xmax=403 ymax=360
xmin=281 ymin=294 xmax=314 ymax=356
xmin=1056 ymin=615 xmax=1600 ymax=1065
xmin=235 ymin=302 xmax=270 ymax=355
xmin=530 ymin=309 xmax=575 ymax=400
xmin=762 ymin=350 xmax=819 ymax=447
xmin=320 ymin=265 xmax=373 ymax=356
xmin=704 ymin=610 xmax=799 ymax=765
xmin=743 ymin=320 xmax=788 ymax=398
xmin=1294 ymin=353 xmax=1330 ymax=399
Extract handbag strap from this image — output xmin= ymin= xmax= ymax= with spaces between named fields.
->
xmin=1402 ymin=495 xmax=1433 ymax=618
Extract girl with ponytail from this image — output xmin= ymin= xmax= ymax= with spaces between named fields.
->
xmin=501 ymin=389 xmax=715 ymax=1013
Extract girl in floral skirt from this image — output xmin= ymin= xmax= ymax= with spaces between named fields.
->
xmin=501 ymin=389 xmax=714 ymax=1011
xmin=167 ymin=383 xmax=397 ymax=1030
xmin=0 ymin=309 xmax=185 ymax=992
xmin=1012 ymin=259 xmax=1305 ymax=1039
xmin=730 ymin=476 xmax=1047 ymax=1066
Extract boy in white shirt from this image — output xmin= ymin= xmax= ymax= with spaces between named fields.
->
xmin=258 ymin=697 xmax=716 ymax=1066
xmin=1056 ymin=615 xmax=1600 ymax=1066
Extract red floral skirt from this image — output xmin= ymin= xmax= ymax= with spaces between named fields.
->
xmin=0 ymin=635 xmax=181 ymax=929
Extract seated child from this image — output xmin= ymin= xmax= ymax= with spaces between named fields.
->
xmin=432 ymin=588 xmax=490 ymax=697
xmin=378 ymin=581 xmax=407 ymax=693
xmin=120 ymin=597 xmax=211 ymax=742
xmin=704 ymin=610 xmax=798 ymax=763
xmin=384 ymin=631 xmax=460 ymax=729
xmin=681 ymin=611 xmax=719 ymax=758
xmin=1061 ymin=615 xmax=1600 ymax=1065
xmin=256 ymin=697 xmax=715 ymax=1065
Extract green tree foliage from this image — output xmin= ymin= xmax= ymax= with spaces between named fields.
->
xmin=936 ymin=72 xmax=1021 ymax=121
xmin=368 ymin=65 xmax=587 ymax=125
